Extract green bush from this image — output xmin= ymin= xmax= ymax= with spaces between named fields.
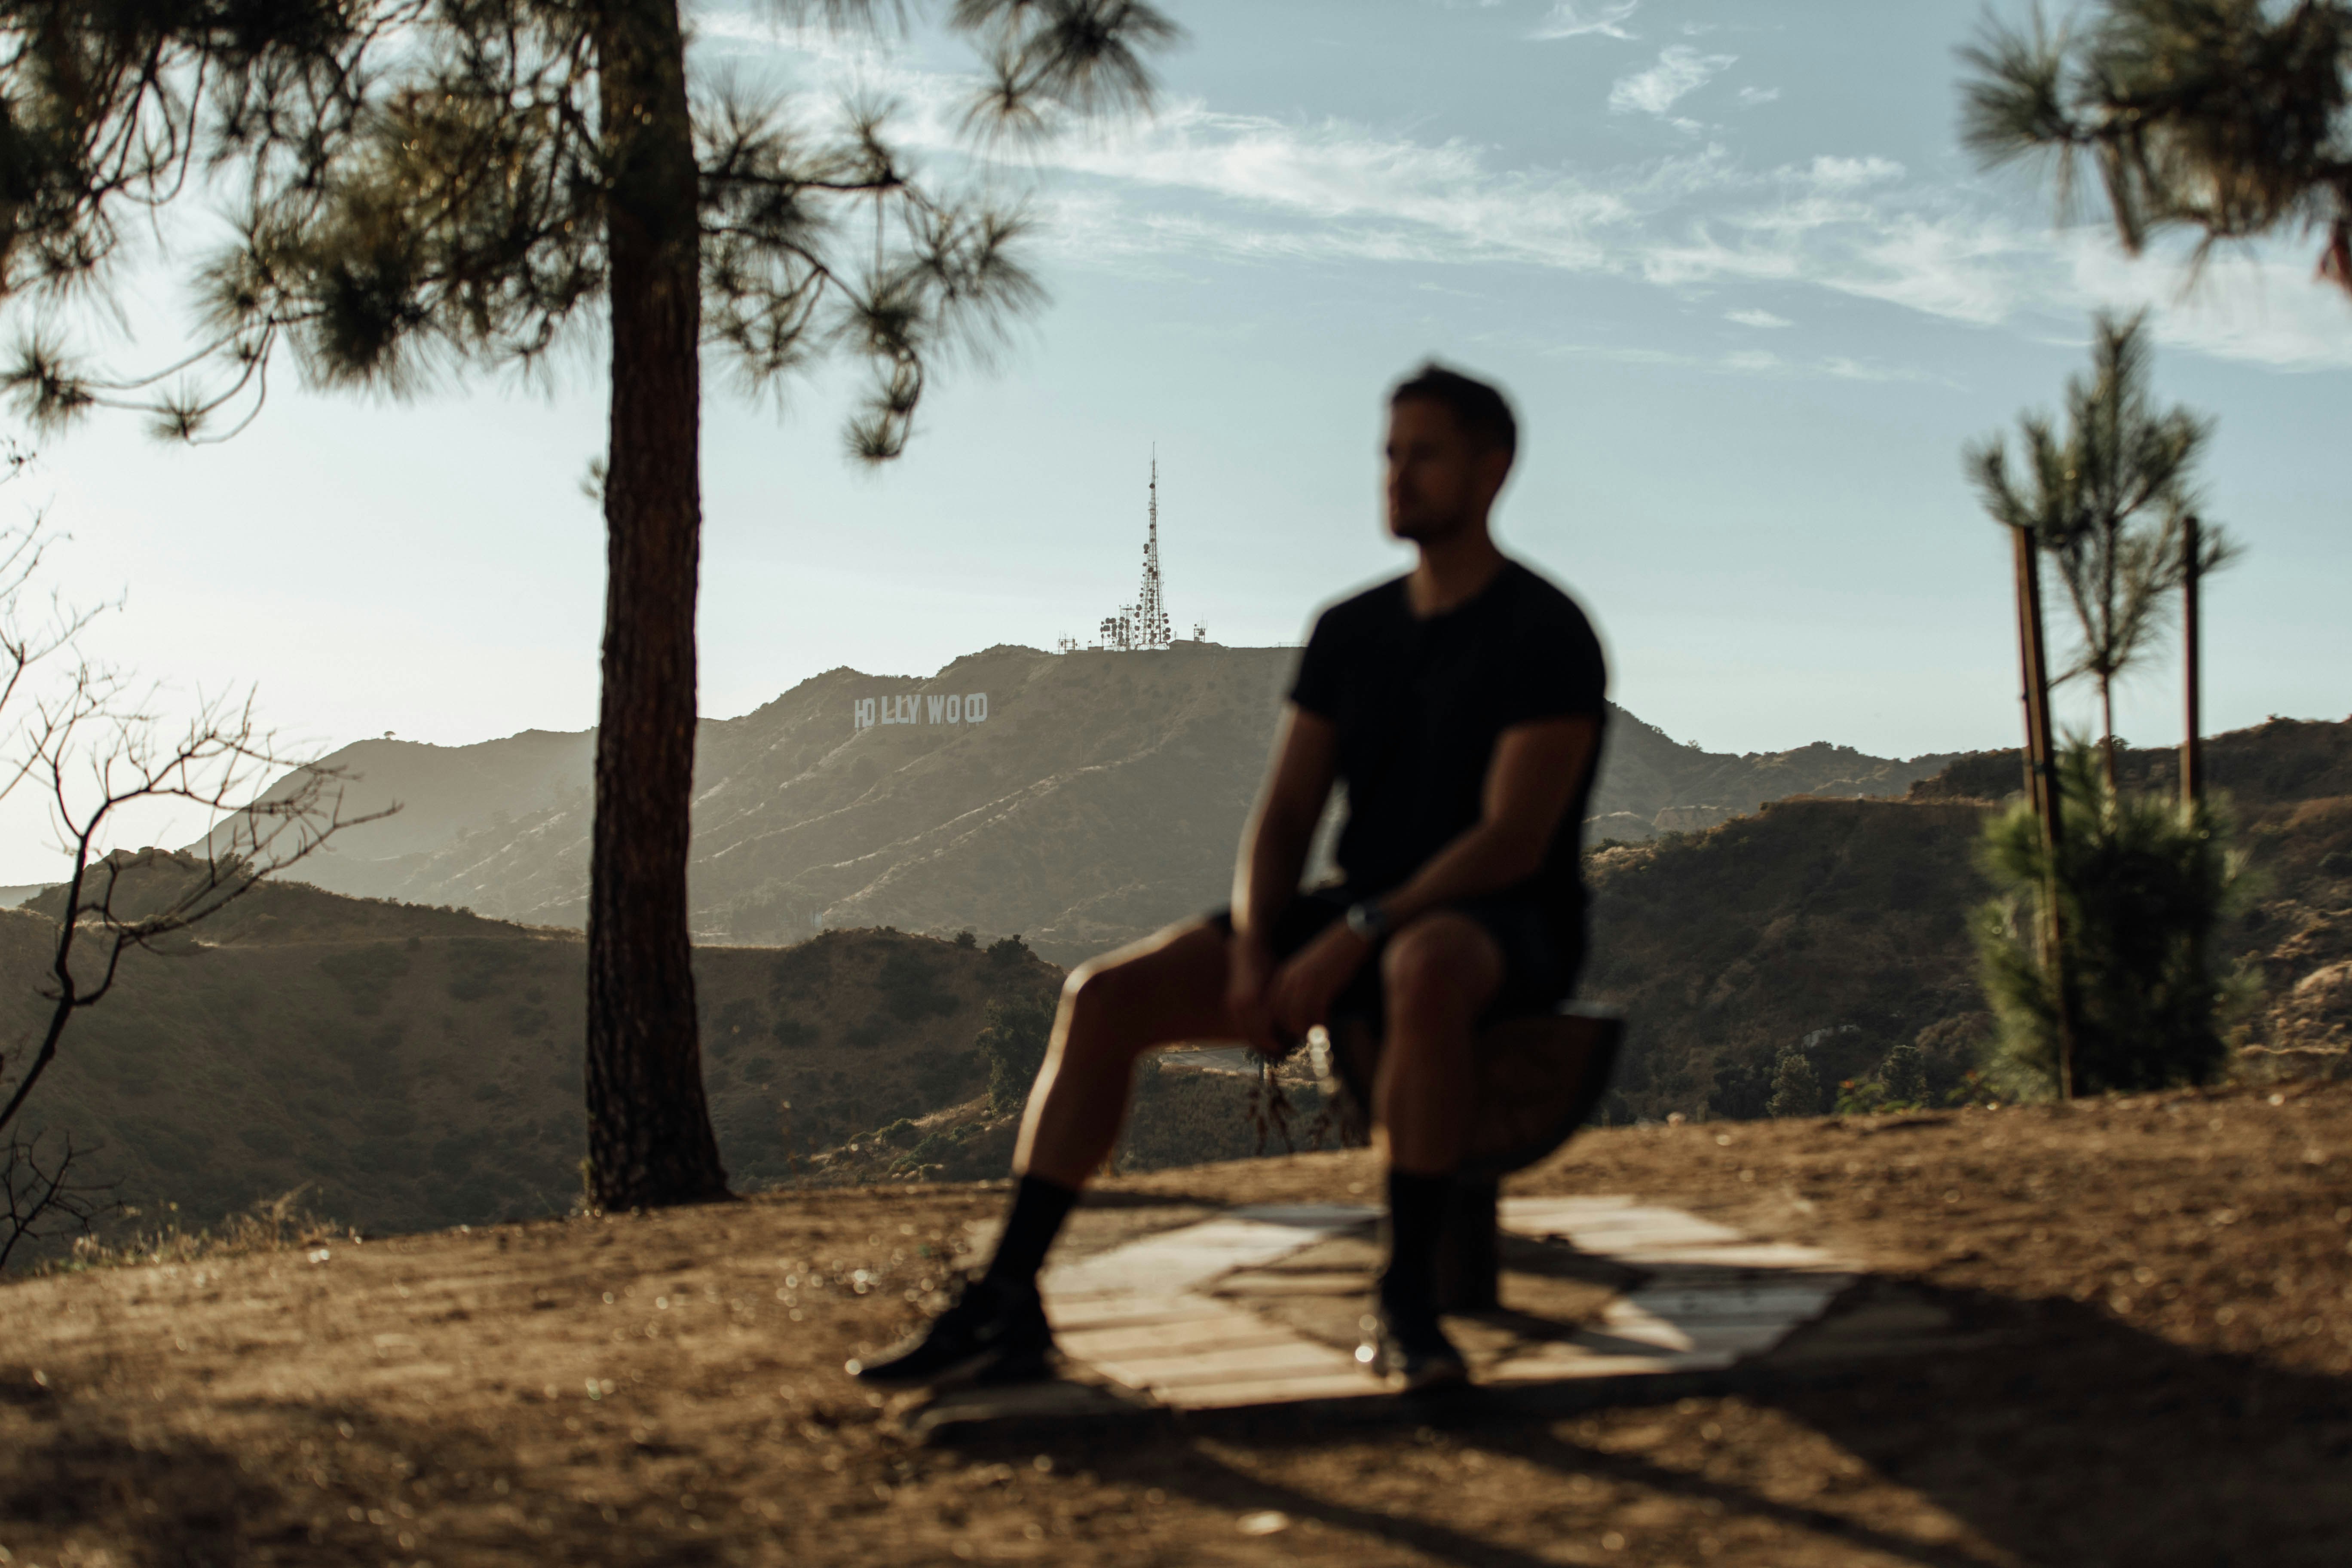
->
xmin=1833 ymin=1039 xmax=1937 ymax=1116
xmin=975 ymin=994 xmax=1055 ymax=1113
xmin=1767 ymin=1046 xmax=1821 ymax=1117
xmin=1880 ymin=1040 xmax=1927 ymax=1103
xmin=1974 ymin=744 xmax=2253 ymax=1097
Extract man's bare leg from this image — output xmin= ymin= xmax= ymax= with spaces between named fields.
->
xmin=849 ymin=919 xmax=1239 ymax=1387
xmin=1015 ymin=919 xmax=1238 ymax=1187
xmin=1360 ymin=913 xmax=1503 ymax=1389
xmin=1373 ymin=912 xmax=1503 ymax=1173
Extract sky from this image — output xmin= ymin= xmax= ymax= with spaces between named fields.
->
xmin=4 ymin=0 xmax=2349 ymax=879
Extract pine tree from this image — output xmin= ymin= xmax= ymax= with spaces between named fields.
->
xmin=1879 ymin=1040 xmax=1928 ymax=1107
xmin=0 ymin=1 xmax=1176 ymax=1210
xmin=1974 ymin=743 xmax=2249 ymax=1096
xmin=1767 ymin=1047 xmax=1820 ymax=1119
xmin=1967 ymin=312 xmax=2231 ymax=795
xmin=1960 ymin=0 xmax=2352 ymax=294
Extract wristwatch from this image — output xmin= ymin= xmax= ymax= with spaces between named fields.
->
xmin=1343 ymin=899 xmax=1390 ymax=943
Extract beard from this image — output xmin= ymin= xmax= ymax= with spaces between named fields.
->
xmin=1387 ymin=501 xmax=1475 ymax=543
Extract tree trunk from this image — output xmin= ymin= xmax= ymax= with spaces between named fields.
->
xmin=584 ymin=0 xmax=728 ymax=1210
xmin=2012 ymin=527 xmax=2077 ymax=1101
xmin=2180 ymin=514 xmax=2203 ymax=811
xmin=2099 ymin=679 xmax=2120 ymax=800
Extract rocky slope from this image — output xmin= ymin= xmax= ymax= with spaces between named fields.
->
xmin=203 ymin=642 xmax=1957 ymax=965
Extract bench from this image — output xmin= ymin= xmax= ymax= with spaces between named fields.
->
xmin=1313 ymin=1003 xmax=1625 ymax=1310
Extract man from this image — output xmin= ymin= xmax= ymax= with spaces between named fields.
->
xmin=851 ymin=364 xmax=1607 ymax=1391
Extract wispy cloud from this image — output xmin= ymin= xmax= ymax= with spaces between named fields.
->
xmin=1531 ymin=0 xmax=1642 ymax=40
xmin=1727 ymin=308 xmax=1792 ymax=328
xmin=1610 ymin=46 xmax=1737 ymax=116
xmin=1736 ymin=85 xmax=1781 ymax=107
xmin=699 ymin=17 xmax=2352 ymax=373
xmin=1037 ymin=103 xmax=1634 ymax=272
xmin=1544 ymin=340 xmax=1944 ymax=384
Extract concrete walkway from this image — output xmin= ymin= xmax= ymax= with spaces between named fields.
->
xmin=907 ymin=1197 xmax=1939 ymax=1441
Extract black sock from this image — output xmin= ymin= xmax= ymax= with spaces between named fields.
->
xmin=982 ymin=1175 xmax=1079 ymax=1289
xmin=1381 ymin=1168 xmax=1455 ymax=1316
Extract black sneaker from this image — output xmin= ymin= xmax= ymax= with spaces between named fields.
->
xmin=845 ymin=1274 xmax=1055 ymax=1389
xmin=1355 ymin=1303 xmax=1468 ymax=1393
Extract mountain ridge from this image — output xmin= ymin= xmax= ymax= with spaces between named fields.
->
xmin=201 ymin=642 xmax=1963 ymax=964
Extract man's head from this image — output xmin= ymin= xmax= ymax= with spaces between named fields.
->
xmin=1384 ymin=364 xmax=1518 ymax=545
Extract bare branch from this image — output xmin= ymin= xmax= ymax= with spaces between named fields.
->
xmin=0 ymin=1127 xmax=118 ymax=1272
xmin=0 ymin=676 xmax=395 ymax=1141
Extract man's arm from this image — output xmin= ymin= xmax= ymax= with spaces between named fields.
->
xmin=1266 ymin=714 xmax=1600 ymax=1039
xmin=1233 ymin=706 xmax=1339 ymax=938
xmin=1369 ymin=714 xmax=1600 ymax=927
xmin=1226 ymin=706 xmax=1338 ymax=1051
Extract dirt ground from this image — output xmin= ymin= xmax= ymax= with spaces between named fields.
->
xmin=5 ymin=1082 xmax=2352 ymax=1567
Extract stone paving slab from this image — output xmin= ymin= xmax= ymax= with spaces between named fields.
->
xmin=907 ymin=1195 xmax=1915 ymax=1442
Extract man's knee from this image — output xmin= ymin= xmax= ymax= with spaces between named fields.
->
xmin=1056 ymin=956 xmax=1144 ymax=1060
xmin=1382 ymin=914 xmax=1501 ymax=1021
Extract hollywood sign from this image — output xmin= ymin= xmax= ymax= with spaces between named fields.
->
xmin=852 ymin=692 xmax=989 ymax=730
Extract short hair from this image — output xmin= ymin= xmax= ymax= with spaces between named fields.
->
xmin=1389 ymin=362 xmax=1518 ymax=460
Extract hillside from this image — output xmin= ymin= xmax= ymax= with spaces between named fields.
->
xmin=200 ymin=642 xmax=1958 ymax=964
xmin=2 ymin=868 xmax=1060 ymax=1246
xmin=4 ymin=1086 xmax=2349 ymax=1565
xmin=1583 ymin=717 xmax=2352 ymax=1124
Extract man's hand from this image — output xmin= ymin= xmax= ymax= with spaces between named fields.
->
xmin=1268 ymin=922 xmax=1374 ymax=1042
xmin=1225 ymin=931 xmax=1285 ymax=1057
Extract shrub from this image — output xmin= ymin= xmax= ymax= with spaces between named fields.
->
xmin=879 ymin=948 xmax=957 ymax=1022
xmin=1709 ymin=1056 xmax=1770 ymax=1120
xmin=1880 ymin=1040 xmax=1927 ymax=1105
xmin=1767 ymin=1046 xmax=1820 ymax=1117
xmin=1974 ymin=744 xmax=2253 ymax=1097
xmin=975 ymin=994 xmax=1055 ymax=1113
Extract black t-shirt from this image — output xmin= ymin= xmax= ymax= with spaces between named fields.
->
xmin=1289 ymin=558 xmax=1608 ymax=918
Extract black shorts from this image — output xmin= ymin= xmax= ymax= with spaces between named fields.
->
xmin=1210 ymin=886 xmax=1586 ymax=1029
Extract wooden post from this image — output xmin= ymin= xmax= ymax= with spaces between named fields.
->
xmin=2011 ymin=526 xmax=2077 ymax=1102
xmin=2181 ymin=513 xmax=2203 ymax=811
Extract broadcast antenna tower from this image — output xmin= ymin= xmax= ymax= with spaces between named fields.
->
xmin=1096 ymin=451 xmax=1175 ymax=651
